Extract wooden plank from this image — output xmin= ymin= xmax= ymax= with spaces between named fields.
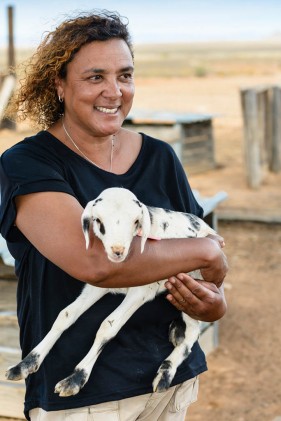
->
xmin=217 ymin=209 xmax=281 ymax=223
xmin=122 ymin=122 xmax=181 ymax=142
xmin=183 ymin=134 xmax=210 ymax=144
xmin=183 ymin=143 xmax=213 ymax=157
xmin=199 ymin=322 xmax=218 ymax=355
xmin=0 ymin=343 xmax=24 ymax=419
xmin=0 ymin=74 xmax=16 ymax=123
xmin=8 ymin=6 xmax=16 ymax=70
xmin=0 ymin=380 xmax=25 ymax=419
xmin=271 ymin=86 xmax=281 ymax=172
xmin=241 ymin=88 xmax=262 ymax=188
xmin=185 ymin=162 xmax=215 ymax=174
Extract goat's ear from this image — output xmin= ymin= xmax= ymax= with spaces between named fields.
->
xmin=81 ymin=200 xmax=95 ymax=249
xmin=140 ymin=203 xmax=151 ymax=253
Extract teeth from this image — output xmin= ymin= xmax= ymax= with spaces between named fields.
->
xmin=96 ymin=106 xmax=118 ymax=114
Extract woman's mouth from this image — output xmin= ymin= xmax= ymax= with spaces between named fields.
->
xmin=95 ymin=106 xmax=118 ymax=114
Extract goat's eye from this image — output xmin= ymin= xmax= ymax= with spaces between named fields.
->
xmin=95 ymin=218 xmax=101 ymax=224
xmin=135 ymin=219 xmax=139 ymax=226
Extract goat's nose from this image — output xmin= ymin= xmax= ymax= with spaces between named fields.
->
xmin=111 ymin=245 xmax=125 ymax=257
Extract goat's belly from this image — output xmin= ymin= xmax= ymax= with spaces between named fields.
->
xmin=109 ymin=288 xmax=128 ymax=295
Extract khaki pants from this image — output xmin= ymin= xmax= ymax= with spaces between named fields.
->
xmin=29 ymin=377 xmax=199 ymax=421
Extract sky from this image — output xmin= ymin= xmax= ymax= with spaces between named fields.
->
xmin=1 ymin=0 xmax=281 ymax=48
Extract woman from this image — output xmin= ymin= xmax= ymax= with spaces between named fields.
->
xmin=0 ymin=11 xmax=227 ymax=421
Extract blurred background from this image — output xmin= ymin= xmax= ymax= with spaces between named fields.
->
xmin=0 ymin=1 xmax=281 ymax=420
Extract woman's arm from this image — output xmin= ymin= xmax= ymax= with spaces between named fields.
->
xmin=15 ymin=191 xmax=228 ymax=288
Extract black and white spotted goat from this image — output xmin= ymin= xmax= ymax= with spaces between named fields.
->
xmin=6 ymin=187 xmax=217 ymax=397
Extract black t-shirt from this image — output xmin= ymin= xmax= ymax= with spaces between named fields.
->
xmin=0 ymin=131 xmax=206 ymax=419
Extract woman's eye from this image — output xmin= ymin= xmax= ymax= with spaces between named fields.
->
xmin=121 ymin=73 xmax=133 ymax=81
xmin=90 ymin=75 xmax=102 ymax=81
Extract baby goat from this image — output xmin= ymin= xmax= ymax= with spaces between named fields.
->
xmin=6 ymin=187 xmax=217 ymax=397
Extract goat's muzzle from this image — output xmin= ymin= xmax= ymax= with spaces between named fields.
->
xmin=110 ymin=245 xmax=126 ymax=262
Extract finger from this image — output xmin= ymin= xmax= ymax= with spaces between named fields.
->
xmin=166 ymin=293 xmax=186 ymax=310
xmin=165 ymin=276 xmax=200 ymax=306
xmin=167 ymin=274 xmax=217 ymax=303
xmin=175 ymin=274 xmax=208 ymax=299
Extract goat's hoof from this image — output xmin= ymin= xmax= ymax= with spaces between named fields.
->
xmin=54 ymin=368 xmax=87 ymax=397
xmin=152 ymin=374 xmax=170 ymax=393
xmin=152 ymin=360 xmax=174 ymax=393
xmin=6 ymin=352 xmax=40 ymax=381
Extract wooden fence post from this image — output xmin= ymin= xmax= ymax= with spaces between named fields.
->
xmin=0 ymin=6 xmax=16 ymax=130
xmin=8 ymin=6 xmax=15 ymax=71
xmin=241 ymin=88 xmax=262 ymax=188
xmin=271 ymin=86 xmax=281 ymax=172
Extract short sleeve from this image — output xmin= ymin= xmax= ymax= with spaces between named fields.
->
xmin=0 ymin=142 xmax=75 ymax=241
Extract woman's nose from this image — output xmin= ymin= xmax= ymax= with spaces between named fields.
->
xmin=102 ymin=79 xmax=122 ymax=98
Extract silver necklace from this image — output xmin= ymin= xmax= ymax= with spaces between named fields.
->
xmin=62 ymin=120 xmax=115 ymax=172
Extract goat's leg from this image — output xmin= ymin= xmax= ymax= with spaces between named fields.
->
xmin=54 ymin=285 xmax=157 ymax=397
xmin=6 ymin=285 xmax=108 ymax=381
xmin=152 ymin=313 xmax=200 ymax=392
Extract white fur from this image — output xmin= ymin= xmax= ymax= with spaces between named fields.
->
xmin=6 ymin=187 xmax=216 ymax=396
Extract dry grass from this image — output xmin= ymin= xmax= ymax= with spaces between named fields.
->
xmin=1 ymin=40 xmax=281 ymax=79
xmin=133 ymin=41 xmax=281 ymax=77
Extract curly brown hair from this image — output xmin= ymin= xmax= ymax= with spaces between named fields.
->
xmin=6 ymin=10 xmax=133 ymax=129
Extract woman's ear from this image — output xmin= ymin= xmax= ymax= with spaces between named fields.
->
xmin=55 ymin=76 xmax=64 ymax=100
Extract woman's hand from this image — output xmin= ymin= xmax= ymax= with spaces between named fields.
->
xmin=165 ymin=273 xmax=227 ymax=322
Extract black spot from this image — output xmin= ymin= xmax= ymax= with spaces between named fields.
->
xmin=154 ymin=360 xmax=173 ymax=392
xmin=186 ymin=214 xmax=201 ymax=230
xmin=92 ymin=198 xmax=103 ymax=206
xmin=186 ymin=226 xmax=197 ymax=237
xmin=133 ymin=199 xmax=142 ymax=208
xmin=147 ymin=207 xmax=154 ymax=225
xmin=169 ymin=317 xmax=186 ymax=345
xmin=94 ymin=218 xmax=106 ymax=235
xmin=64 ymin=368 xmax=87 ymax=390
xmin=22 ymin=352 xmax=40 ymax=370
xmin=82 ymin=217 xmax=91 ymax=234
xmin=183 ymin=345 xmax=191 ymax=358
xmin=99 ymin=222 xmax=105 ymax=235
xmin=162 ymin=221 xmax=169 ymax=231
xmin=160 ymin=360 xmax=172 ymax=370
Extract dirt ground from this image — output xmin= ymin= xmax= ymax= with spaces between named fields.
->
xmin=0 ymin=73 xmax=281 ymax=421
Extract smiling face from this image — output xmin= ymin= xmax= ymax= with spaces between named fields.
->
xmin=56 ymin=38 xmax=135 ymax=138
